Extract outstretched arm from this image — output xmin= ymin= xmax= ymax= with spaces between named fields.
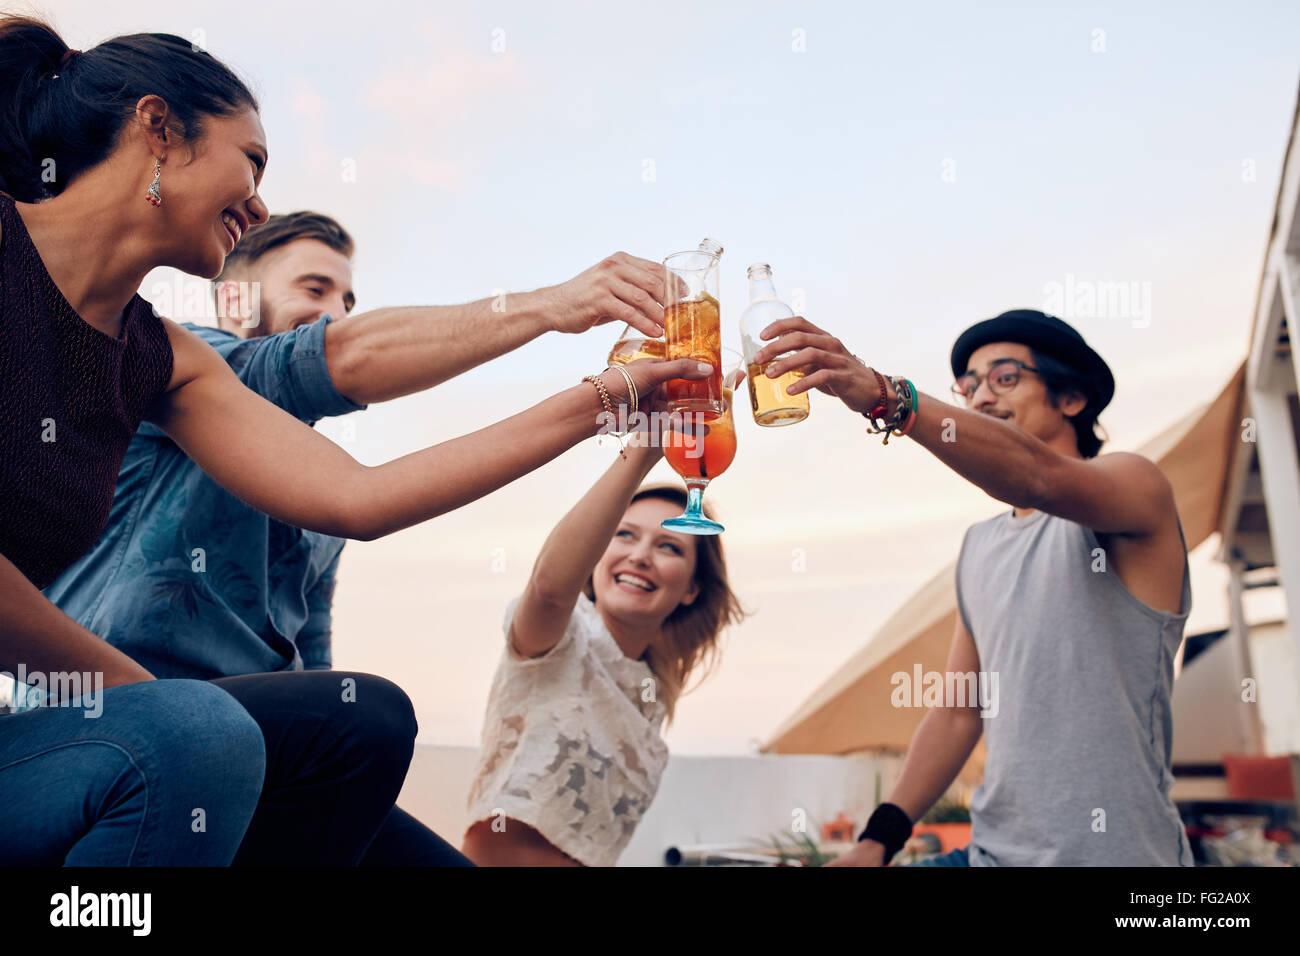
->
xmin=753 ymin=317 xmax=1175 ymax=536
xmin=148 ymin=320 xmax=709 ymax=542
xmin=510 ymin=441 xmax=662 ymax=659
xmin=325 ymin=252 xmax=672 ymax=405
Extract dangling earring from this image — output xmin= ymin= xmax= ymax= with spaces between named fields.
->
xmin=146 ymin=159 xmax=162 ymax=207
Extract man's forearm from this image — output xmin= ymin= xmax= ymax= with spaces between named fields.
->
xmin=324 ymin=289 xmax=554 ymax=405
xmin=885 ymin=706 xmax=983 ymax=822
xmin=896 ymin=387 xmax=1056 ymax=509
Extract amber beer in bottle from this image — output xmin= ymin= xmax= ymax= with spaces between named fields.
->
xmin=738 ymin=264 xmax=809 ymax=426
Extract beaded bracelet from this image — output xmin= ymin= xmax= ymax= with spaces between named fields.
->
xmin=863 ymin=370 xmax=891 ymax=430
xmin=582 ymin=373 xmax=626 ymax=460
xmin=866 ymin=367 xmax=889 ymax=423
xmin=865 ymin=373 xmax=914 ymax=444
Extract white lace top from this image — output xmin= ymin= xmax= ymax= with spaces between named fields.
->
xmin=466 ymin=592 xmax=669 ymax=866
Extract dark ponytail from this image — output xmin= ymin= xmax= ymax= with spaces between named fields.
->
xmin=0 ymin=15 xmax=258 ymax=202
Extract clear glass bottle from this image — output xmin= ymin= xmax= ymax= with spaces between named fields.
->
xmin=738 ymin=263 xmax=809 ymax=426
xmin=689 ymin=237 xmax=724 ymax=269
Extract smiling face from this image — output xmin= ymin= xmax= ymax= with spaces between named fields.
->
xmin=591 ymin=497 xmax=701 ymax=628
xmin=150 ymin=107 xmax=269 ymax=279
xmin=221 ymin=238 xmax=356 ymax=337
xmin=963 ymin=341 xmax=1086 ymax=452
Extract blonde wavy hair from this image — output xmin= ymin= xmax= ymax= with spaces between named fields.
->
xmin=583 ymin=484 xmax=748 ymax=724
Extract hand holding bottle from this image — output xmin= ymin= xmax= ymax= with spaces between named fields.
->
xmin=751 ymin=315 xmax=881 ymax=416
xmin=738 ymin=264 xmax=810 ymax=426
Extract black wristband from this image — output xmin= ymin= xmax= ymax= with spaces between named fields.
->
xmin=857 ymin=802 xmax=913 ymax=863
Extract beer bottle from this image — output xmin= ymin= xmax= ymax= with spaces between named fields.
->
xmin=739 ymin=263 xmax=809 ymax=426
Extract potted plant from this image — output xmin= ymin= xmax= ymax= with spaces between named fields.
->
xmin=769 ymin=829 xmax=835 ymax=867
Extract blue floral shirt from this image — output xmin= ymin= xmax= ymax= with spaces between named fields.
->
xmin=43 ymin=316 xmax=366 ymax=679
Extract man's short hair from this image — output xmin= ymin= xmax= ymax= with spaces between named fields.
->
xmin=214 ymin=211 xmax=354 ymax=283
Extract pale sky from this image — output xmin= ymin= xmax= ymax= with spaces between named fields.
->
xmin=40 ymin=0 xmax=1300 ymax=752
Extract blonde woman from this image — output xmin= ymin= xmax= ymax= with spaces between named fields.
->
xmin=463 ymin=434 xmax=746 ymax=866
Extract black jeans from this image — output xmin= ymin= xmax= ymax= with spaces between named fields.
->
xmin=209 ymin=670 xmax=472 ymax=866
xmin=362 ymin=807 xmax=474 ymax=867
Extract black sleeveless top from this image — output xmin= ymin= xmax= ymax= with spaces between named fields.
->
xmin=0 ymin=193 xmax=174 ymax=589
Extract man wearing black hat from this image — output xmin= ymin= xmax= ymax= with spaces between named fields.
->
xmin=754 ymin=310 xmax=1193 ymax=867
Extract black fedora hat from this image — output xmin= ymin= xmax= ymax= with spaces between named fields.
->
xmin=950 ymin=309 xmax=1115 ymax=413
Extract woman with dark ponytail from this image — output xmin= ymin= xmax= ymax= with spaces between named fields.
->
xmin=0 ymin=15 xmax=274 ymax=866
xmin=0 ymin=15 xmax=708 ymax=865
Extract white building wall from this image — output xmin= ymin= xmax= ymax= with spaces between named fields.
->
xmin=1250 ymin=620 xmax=1300 ymax=755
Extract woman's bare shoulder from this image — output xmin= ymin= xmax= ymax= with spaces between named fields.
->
xmin=143 ymin=318 xmax=233 ymax=429
xmin=156 ymin=316 xmax=224 ymax=391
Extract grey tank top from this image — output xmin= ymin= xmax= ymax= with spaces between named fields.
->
xmin=955 ymin=508 xmax=1194 ymax=866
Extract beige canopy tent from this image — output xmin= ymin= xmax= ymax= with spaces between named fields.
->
xmin=764 ymin=87 xmax=1300 ymax=778
xmin=760 ymin=363 xmax=1248 ymax=775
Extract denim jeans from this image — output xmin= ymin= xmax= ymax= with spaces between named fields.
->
xmin=210 ymin=670 xmax=426 ymax=866
xmin=0 ymin=679 xmax=266 ymax=865
xmin=209 ymin=671 xmax=472 ymax=866
xmin=361 ymin=807 xmax=475 ymax=867
xmin=1 ymin=670 xmax=467 ymax=866
xmin=903 ymin=845 xmax=971 ymax=866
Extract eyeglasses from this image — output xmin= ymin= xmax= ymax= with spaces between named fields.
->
xmin=951 ymin=359 xmax=1040 ymax=403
